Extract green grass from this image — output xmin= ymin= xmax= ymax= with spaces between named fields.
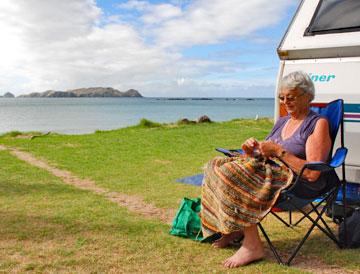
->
xmin=0 ymin=119 xmax=359 ymax=273
xmin=0 ymin=119 xmax=272 ymax=209
xmin=0 ymin=148 xmax=305 ymax=273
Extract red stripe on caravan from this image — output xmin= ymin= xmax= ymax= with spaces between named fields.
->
xmin=311 ymin=102 xmax=327 ymax=108
xmin=344 ymin=113 xmax=360 ymax=118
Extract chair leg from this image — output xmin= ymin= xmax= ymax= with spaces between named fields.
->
xmin=286 ymin=214 xmax=319 ymax=265
xmin=261 ymin=198 xmax=341 ymax=265
xmin=293 ymin=202 xmax=327 ymax=227
xmin=290 ymin=201 xmax=322 ymax=227
xmin=293 ymin=205 xmax=314 ymax=226
xmin=287 ymin=202 xmax=338 ymax=265
xmin=293 ymin=200 xmax=340 ymax=246
xmin=311 ymin=204 xmax=339 ymax=242
xmin=259 ymin=210 xmax=324 ymax=266
xmin=271 ymin=211 xmax=292 ymax=227
xmin=257 ymin=223 xmax=284 ymax=265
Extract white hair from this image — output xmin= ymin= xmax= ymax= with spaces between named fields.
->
xmin=280 ymin=71 xmax=315 ymax=101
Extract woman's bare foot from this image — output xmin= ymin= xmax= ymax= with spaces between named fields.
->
xmin=223 ymin=245 xmax=264 ymax=268
xmin=212 ymin=231 xmax=243 ymax=248
xmin=222 ymin=225 xmax=265 ymax=268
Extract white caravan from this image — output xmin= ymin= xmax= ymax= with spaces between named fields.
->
xmin=276 ymin=0 xmax=360 ymax=185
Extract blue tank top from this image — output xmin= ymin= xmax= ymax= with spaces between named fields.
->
xmin=266 ymin=110 xmax=322 ymax=160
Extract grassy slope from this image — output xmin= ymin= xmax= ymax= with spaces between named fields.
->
xmin=1 ymin=119 xmax=359 ymax=272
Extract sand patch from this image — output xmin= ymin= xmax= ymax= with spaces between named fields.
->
xmin=62 ymin=143 xmax=81 ymax=148
xmin=294 ymin=254 xmax=359 ymax=274
xmin=154 ymin=159 xmax=172 ymax=165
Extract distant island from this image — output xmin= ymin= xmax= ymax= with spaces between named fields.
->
xmin=16 ymin=87 xmax=142 ymax=98
xmin=0 ymin=92 xmax=15 ymax=98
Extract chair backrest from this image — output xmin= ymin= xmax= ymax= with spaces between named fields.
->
xmin=310 ymin=99 xmax=344 ymax=156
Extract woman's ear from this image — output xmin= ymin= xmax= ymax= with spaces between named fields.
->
xmin=306 ymin=93 xmax=313 ymax=103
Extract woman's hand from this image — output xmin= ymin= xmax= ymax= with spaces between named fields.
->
xmin=241 ymin=137 xmax=259 ymax=156
xmin=259 ymin=141 xmax=282 ymax=158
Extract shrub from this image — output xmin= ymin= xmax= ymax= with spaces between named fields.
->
xmin=6 ymin=131 xmax=22 ymax=137
xmin=137 ymin=119 xmax=162 ymax=128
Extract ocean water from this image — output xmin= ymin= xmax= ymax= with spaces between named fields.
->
xmin=0 ymin=97 xmax=274 ymax=134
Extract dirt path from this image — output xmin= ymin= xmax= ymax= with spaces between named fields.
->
xmin=0 ymin=144 xmax=175 ymax=224
xmin=296 ymin=259 xmax=359 ymax=274
xmin=1 ymin=144 xmax=357 ymax=274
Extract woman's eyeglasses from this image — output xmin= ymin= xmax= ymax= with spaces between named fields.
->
xmin=278 ymin=92 xmax=305 ymax=102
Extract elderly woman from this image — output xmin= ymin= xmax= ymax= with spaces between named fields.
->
xmin=201 ymin=71 xmax=333 ymax=268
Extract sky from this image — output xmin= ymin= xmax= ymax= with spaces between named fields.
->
xmin=0 ymin=0 xmax=300 ymax=97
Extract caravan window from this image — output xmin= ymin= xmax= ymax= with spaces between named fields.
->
xmin=305 ymin=0 xmax=360 ymax=36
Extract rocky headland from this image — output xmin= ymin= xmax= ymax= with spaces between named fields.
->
xmin=0 ymin=92 xmax=15 ymax=98
xmin=17 ymin=87 xmax=142 ymax=98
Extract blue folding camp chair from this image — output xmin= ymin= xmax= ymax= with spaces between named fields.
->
xmin=216 ymin=99 xmax=348 ymax=265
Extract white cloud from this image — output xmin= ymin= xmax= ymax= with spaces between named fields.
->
xmin=0 ymin=0 xmax=174 ymax=94
xmin=0 ymin=0 xmax=294 ymax=96
xmin=117 ymin=0 xmax=149 ymax=11
xmin=0 ymin=0 xmax=103 ymax=93
xmin=152 ymin=0 xmax=291 ymax=48
xmin=142 ymin=4 xmax=182 ymax=25
xmin=118 ymin=1 xmax=182 ymax=25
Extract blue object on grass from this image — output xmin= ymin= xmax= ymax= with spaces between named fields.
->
xmin=176 ymin=174 xmax=204 ymax=186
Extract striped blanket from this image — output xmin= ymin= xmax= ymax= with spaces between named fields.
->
xmin=201 ymin=155 xmax=293 ymax=237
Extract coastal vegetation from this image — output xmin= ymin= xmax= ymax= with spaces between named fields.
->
xmin=0 ymin=119 xmax=359 ymax=273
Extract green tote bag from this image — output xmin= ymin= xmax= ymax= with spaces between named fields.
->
xmin=169 ymin=197 xmax=203 ymax=241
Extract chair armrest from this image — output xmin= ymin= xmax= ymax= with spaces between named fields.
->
xmin=215 ymin=148 xmax=244 ymax=157
xmin=301 ymin=162 xmax=333 ymax=172
xmin=283 ymin=162 xmax=332 ymax=194
xmin=282 ymin=147 xmax=347 ymax=194
xmin=329 ymin=147 xmax=348 ymax=168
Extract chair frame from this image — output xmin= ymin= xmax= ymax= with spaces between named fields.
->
xmin=258 ymin=147 xmax=348 ymax=265
xmin=257 ymin=99 xmax=349 ymax=265
xmin=215 ymin=99 xmax=349 ymax=266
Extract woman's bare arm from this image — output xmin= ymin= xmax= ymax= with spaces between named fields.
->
xmin=259 ymin=118 xmax=331 ymax=182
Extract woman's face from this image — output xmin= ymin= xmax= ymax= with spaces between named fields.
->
xmin=278 ymin=88 xmax=311 ymax=115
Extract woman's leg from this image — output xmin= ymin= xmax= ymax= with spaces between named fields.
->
xmin=212 ymin=230 xmax=243 ymax=248
xmin=223 ymin=224 xmax=264 ymax=268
